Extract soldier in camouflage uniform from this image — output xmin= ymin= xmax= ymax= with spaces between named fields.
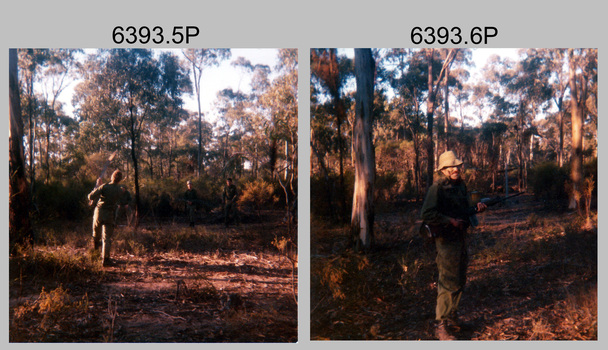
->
xmin=421 ymin=151 xmax=486 ymax=340
xmin=222 ymin=177 xmax=238 ymax=226
xmin=184 ymin=180 xmax=198 ymax=227
xmin=88 ymin=169 xmax=124 ymax=267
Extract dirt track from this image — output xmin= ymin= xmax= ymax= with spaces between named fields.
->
xmin=10 ymin=216 xmax=298 ymax=342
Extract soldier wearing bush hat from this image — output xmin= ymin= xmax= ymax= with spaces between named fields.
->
xmin=421 ymin=151 xmax=486 ymax=340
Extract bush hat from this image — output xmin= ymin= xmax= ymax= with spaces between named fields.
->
xmin=436 ymin=151 xmax=463 ymax=172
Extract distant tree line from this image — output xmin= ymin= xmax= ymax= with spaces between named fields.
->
xmin=311 ymin=48 xmax=597 ymax=248
xmin=9 ymin=48 xmax=298 ymax=244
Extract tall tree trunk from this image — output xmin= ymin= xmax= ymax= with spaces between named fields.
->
xmin=129 ymin=106 xmax=141 ymax=227
xmin=27 ymin=76 xmax=36 ymax=191
xmin=424 ymin=49 xmax=458 ymax=189
xmin=327 ymin=49 xmax=348 ymax=222
xmin=188 ymin=59 xmax=204 ymax=177
xmin=556 ymin=96 xmax=565 ymax=167
xmin=443 ymin=65 xmax=450 ymax=152
xmin=568 ymin=49 xmax=585 ymax=210
xmin=351 ymin=49 xmax=376 ymax=251
xmin=425 ymin=50 xmax=436 ymax=188
xmin=9 ymin=49 xmax=34 ymax=245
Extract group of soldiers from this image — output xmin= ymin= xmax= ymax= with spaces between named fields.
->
xmin=184 ymin=178 xmax=238 ymax=227
xmin=87 ymin=172 xmax=238 ymax=267
xmin=88 ymin=150 xmax=486 ymax=340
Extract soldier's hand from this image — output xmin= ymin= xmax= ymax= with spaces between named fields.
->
xmin=476 ymin=202 xmax=487 ymax=213
xmin=449 ymin=218 xmax=467 ymax=230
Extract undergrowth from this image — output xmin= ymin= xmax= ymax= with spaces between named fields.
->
xmin=311 ymin=196 xmax=597 ymax=340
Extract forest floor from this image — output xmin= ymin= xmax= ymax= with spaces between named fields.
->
xmin=9 ymin=210 xmax=298 ymax=342
xmin=311 ymin=194 xmax=597 ymax=340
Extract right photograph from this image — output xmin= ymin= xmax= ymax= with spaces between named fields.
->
xmin=310 ymin=48 xmax=598 ymax=340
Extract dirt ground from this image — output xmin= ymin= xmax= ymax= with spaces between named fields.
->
xmin=9 ymin=212 xmax=298 ymax=342
xmin=311 ymin=194 xmax=597 ymax=340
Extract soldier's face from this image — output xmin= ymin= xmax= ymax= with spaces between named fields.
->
xmin=442 ymin=166 xmax=461 ymax=181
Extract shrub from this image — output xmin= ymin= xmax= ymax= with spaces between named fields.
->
xmin=238 ymin=178 xmax=279 ymax=211
xmin=33 ymin=180 xmax=91 ymax=222
xmin=529 ymin=162 xmax=569 ymax=202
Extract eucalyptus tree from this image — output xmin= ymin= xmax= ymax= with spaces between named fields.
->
xmin=310 ymin=48 xmax=353 ymax=221
xmin=36 ymin=49 xmax=81 ymax=182
xmin=506 ymin=49 xmax=553 ymax=190
xmin=214 ymin=87 xmax=251 ymax=176
xmin=150 ymin=51 xmax=192 ymax=178
xmin=567 ymin=48 xmax=597 ymax=211
xmin=260 ymin=49 xmax=298 ymax=217
xmin=227 ymin=58 xmax=273 ymax=178
xmin=423 ymin=48 xmax=458 ymax=188
xmin=351 ymin=48 xmax=376 ymax=251
xmin=380 ymin=49 xmax=429 ymax=198
xmin=18 ymin=49 xmax=49 ymax=188
xmin=435 ymin=49 xmax=472 ymax=153
xmin=540 ymin=49 xmax=570 ymax=167
xmin=73 ymin=49 xmax=169 ymax=225
xmin=181 ymin=49 xmax=232 ymax=176
xmin=473 ymin=54 xmax=519 ymax=191
xmin=9 ymin=49 xmax=34 ymax=246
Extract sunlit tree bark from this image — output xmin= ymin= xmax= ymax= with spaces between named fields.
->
xmin=567 ymin=49 xmax=587 ymax=210
xmin=351 ymin=49 xmax=376 ymax=250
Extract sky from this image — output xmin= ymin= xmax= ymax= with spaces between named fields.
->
xmin=174 ymin=48 xmax=280 ymax=121
xmin=58 ymin=48 xmax=520 ymax=125
xmin=334 ymin=48 xmax=525 ymax=124
xmin=57 ymin=48 xmax=280 ymax=122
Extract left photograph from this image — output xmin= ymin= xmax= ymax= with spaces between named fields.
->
xmin=9 ymin=48 xmax=298 ymax=342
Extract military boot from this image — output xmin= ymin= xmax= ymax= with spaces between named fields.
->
xmin=435 ymin=320 xmax=457 ymax=341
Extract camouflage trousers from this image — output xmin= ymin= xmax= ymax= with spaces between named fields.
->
xmin=434 ymin=233 xmax=468 ymax=321
xmin=92 ymin=208 xmax=116 ymax=263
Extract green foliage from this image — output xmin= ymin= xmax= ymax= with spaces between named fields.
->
xmin=33 ymin=180 xmax=93 ymax=222
xmin=529 ymin=162 xmax=569 ymax=203
xmin=375 ymin=172 xmax=399 ymax=202
xmin=310 ymin=172 xmax=354 ymax=221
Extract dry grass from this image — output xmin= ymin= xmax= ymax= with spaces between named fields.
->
xmin=10 ymin=214 xmax=297 ymax=342
xmin=311 ymin=195 xmax=597 ymax=340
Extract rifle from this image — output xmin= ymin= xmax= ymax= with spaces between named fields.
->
xmin=468 ymin=192 xmax=524 ymax=216
xmin=419 ymin=192 xmax=524 ymax=240
xmin=468 ymin=192 xmax=523 ymax=227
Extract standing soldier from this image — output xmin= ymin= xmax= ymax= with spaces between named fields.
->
xmin=88 ymin=169 xmax=124 ymax=267
xmin=184 ymin=180 xmax=198 ymax=227
xmin=222 ymin=177 xmax=238 ymax=226
xmin=421 ymin=151 xmax=486 ymax=340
